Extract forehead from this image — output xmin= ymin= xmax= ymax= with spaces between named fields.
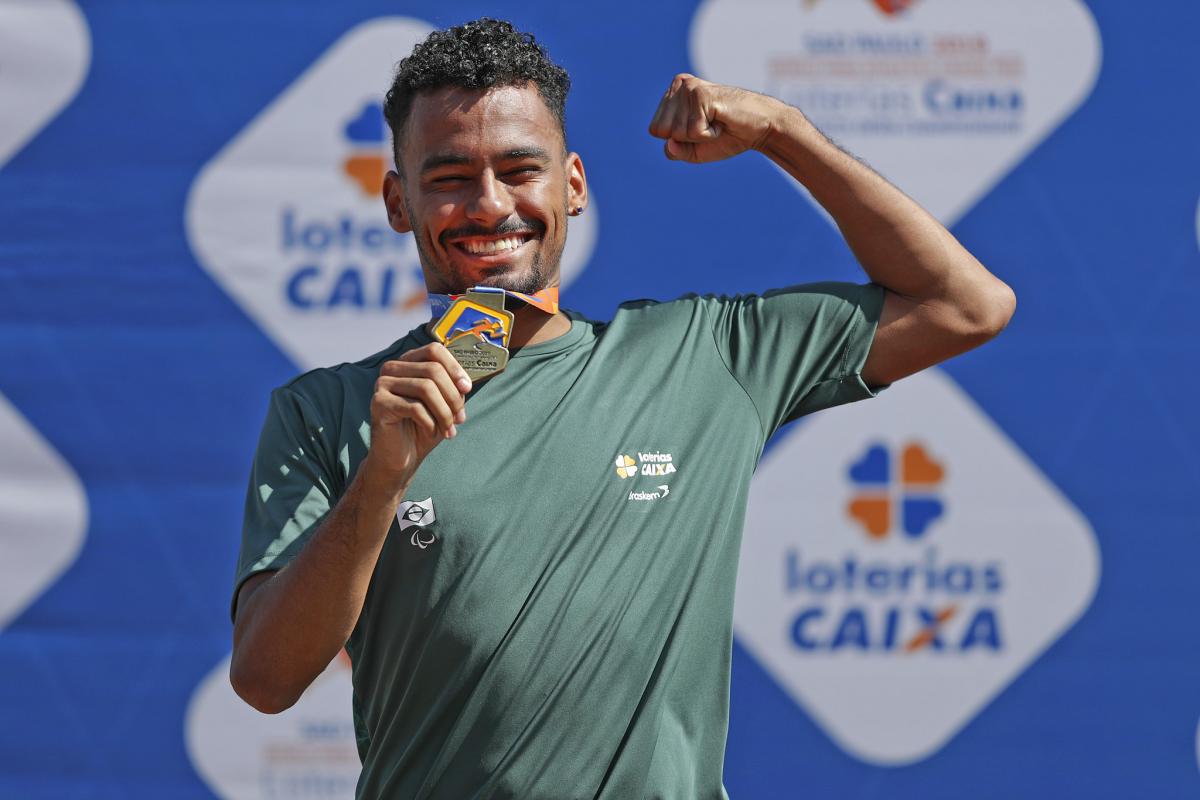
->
xmin=403 ymin=84 xmax=563 ymax=165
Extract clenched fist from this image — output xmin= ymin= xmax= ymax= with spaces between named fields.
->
xmin=648 ymin=73 xmax=785 ymax=164
xmin=364 ymin=342 xmax=472 ymax=490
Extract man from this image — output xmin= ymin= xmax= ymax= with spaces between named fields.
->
xmin=230 ymin=17 xmax=1014 ymax=799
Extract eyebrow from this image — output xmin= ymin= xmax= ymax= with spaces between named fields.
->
xmin=419 ymin=147 xmax=552 ymax=174
xmin=500 ymin=147 xmax=551 ymax=163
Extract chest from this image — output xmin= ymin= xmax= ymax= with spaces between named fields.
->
xmin=350 ymin=337 xmax=762 ymax=622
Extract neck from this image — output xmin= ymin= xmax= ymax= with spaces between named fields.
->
xmin=507 ymin=304 xmax=572 ymax=350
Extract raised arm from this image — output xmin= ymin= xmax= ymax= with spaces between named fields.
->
xmin=230 ymin=343 xmax=471 ymax=713
xmin=648 ymin=74 xmax=1016 ymax=386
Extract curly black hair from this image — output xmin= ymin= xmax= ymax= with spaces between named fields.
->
xmin=383 ymin=18 xmax=571 ymax=169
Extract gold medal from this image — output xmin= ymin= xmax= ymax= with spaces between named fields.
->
xmin=432 ymin=291 xmax=513 ymax=381
xmin=446 ymin=336 xmax=509 ymax=380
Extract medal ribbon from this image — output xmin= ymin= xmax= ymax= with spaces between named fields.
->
xmin=428 ymin=286 xmax=559 ymax=319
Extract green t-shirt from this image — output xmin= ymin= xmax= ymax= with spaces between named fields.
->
xmin=236 ymin=282 xmax=887 ymax=799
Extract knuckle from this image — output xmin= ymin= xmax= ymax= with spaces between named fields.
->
xmin=412 ymin=378 xmax=434 ymax=400
xmin=408 ymin=361 xmax=435 ymax=378
xmin=398 ymin=398 xmax=422 ymax=419
xmin=401 ymin=343 xmax=434 ymax=361
xmin=417 ymin=380 xmax=443 ymax=408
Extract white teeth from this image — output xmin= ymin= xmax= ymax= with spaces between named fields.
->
xmin=462 ymin=236 xmax=524 ymax=255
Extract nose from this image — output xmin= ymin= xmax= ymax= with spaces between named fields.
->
xmin=465 ymin=169 xmax=514 ymax=226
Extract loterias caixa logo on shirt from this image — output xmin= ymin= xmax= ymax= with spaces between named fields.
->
xmin=734 ymin=369 xmax=1100 ymax=765
xmin=186 ymin=16 xmax=599 ymax=372
xmin=614 ymin=451 xmax=676 ymax=503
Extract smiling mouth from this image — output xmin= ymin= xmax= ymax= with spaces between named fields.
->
xmin=451 ymin=232 xmax=535 ymax=258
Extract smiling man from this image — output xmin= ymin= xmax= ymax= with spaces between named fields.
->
xmin=229 ymin=17 xmax=1014 ymax=800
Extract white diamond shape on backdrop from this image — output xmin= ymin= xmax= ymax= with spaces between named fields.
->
xmin=0 ymin=392 xmax=88 ymax=630
xmin=691 ymin=0 xmax=1100 ymax=225
xmin=1195 ymin=715 xmax=1200 ymax=776
xmin=187 ymin=654 xmax=359 ymax=800
xmin=736 ymin=368 xmax=1099 ymax=765
xmin=186 ymin=16 xmax=599 ymax=372
xmin=0 ymin=0 xmax=90 ymax=165
xmin=0 ymin=0 xmax=90 ymax=632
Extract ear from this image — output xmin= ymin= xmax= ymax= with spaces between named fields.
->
xmin=565 ymin=152 xmax=588 ymax=215
xmin=382 ymin=170 xmax=411 ymax=233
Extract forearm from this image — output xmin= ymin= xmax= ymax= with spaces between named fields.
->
xmin=758 ymin=100 xmax=1011 ymax=326
xmin=231 ymin=456 xmax=407 ymax=713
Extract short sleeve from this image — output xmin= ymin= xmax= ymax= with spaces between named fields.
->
xmin=232 ymin=386 xmax=338 ymax=620
xmin=708 ymin=281 xmax=889 ymax=436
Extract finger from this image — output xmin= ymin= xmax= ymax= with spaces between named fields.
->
xmin=380 ymin=361 xmax=466 ymax=422
xmin=649 ymin=74 xmax=687 ymax=139
xmin=649 ymin=90 xmax=673 ymax=139
xmin=394 ymin=343 xmax=473 ymax=394
xmin=649 ymin=85 xmax=680 ymax=139
xmin=421 ymin=342 xmax=473 ymax=393
xmin=373 ymin=389 xmax=439 ymax=440
xmin=664 ymin=138 xmax=697 ymax=162
xmin=379 ymin=374 xmax=458 ymax=434
xmin=665 ymin=87 xmax=692 ymax=143
xmin=687 ymin=89 xmax=720 ymax=141
xmin=379 ymin=360 xmax=467 ymax=420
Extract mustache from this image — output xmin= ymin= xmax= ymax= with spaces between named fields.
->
xmin=442 ymin=218 xmax=544 ymax=242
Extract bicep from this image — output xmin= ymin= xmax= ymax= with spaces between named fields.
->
xmin=861 ymin=289 xmax=991 ymax=387
xmin=233 ymin=571 xmax=276 ymax=628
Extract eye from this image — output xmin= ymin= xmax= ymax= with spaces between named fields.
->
xmin=505 ymin=166 xmax=541 ymax=178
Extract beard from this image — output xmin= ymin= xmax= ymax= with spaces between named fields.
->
xmin=407 ymin=199 xmax=564 ymax=296
xmin=424 ymin=238 xmax=556 ymax=295
xmin=471 ymin=245 xmax=553 ymax=295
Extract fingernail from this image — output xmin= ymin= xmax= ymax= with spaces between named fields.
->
xmin=457 ymin=377 xmax=472 ymax=393
xmin=447 ymin=425 xmax=457 ymax=439
xmin=455 ymin=408 xmax=466 ymax=424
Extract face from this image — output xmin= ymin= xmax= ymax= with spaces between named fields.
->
xmin=383 ymin=84 xmax=587 ymax=296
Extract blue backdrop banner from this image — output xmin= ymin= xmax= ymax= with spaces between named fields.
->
xmin=1 ymin=1 xmax=1197 ymax=797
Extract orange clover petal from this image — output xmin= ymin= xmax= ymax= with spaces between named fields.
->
xmin=848 ymin=496 xmax=890 ymax=538
xmin=902 ymin=443 xmax=944 ymax=486
xmin=343 ymin=153 xmax=387 ymax=196
xmin=872 ymin=0 xmax=917 ymax=16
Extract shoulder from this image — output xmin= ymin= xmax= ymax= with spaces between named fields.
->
xmin=607 ymin=292 xmax=732 ymax=328
xmin=636 ymin=283 xmax=885 ymax=326
xmin=274 ymin=329 xmax=427 ymax=414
